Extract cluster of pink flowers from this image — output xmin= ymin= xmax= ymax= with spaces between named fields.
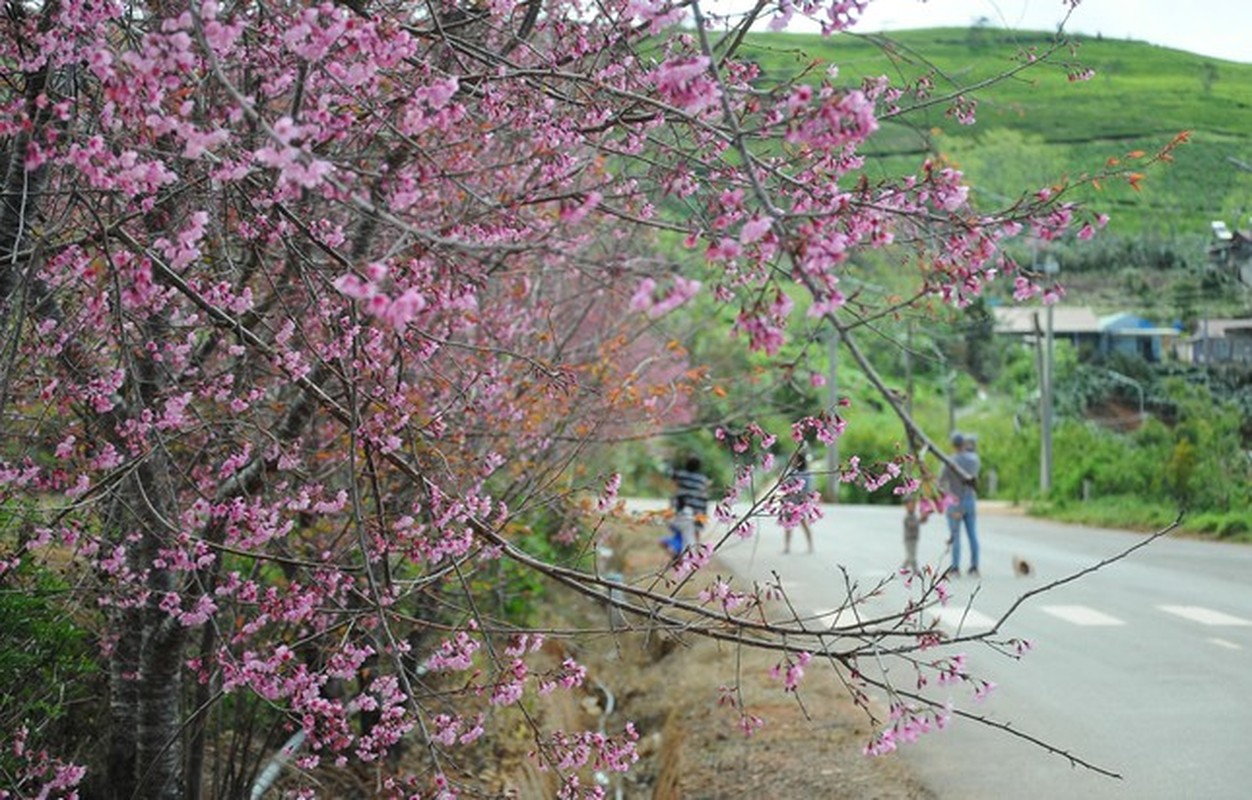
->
xmin=430 ymin=712 xmax=487 ymax=748
xmin=769 ymin=651 xmax=814 ymax=692
xmin=697 ymin=577 xmax=750 ymax=613
xmin=424 ymin=628 xmax=483 ymax=673
xmin=791 ymin=409 xmax=848 ymax=446
xmin=628 ymin=276 xmax=703 ymax=318
xmin=863 ymin=701 xmax=953 ymax=756
xmin=786 ymin=87 xmax=879 ymax=152
xmin=2 ymin=727 xmax=85 ymax=799
xmin=537 ymin=723 xmax=641 ymax=797
xmin=538 ymin=657 xmax=589 ymax=696
xmin=650 ymin=56 xmax=722 ymax=114
xmin=775 ymin=476 xmax=823 ymax=531
xmin=670 ymin=541 xmax=713 ymax=580
xmin=351 ymin=675 xmax=415 ymax=761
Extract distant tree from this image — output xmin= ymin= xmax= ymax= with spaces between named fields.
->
xmin=962 ymin=299 xmax=998 ymax=383
xmin=1201 ymin=60 xmax=1219 ymax=95
xmin=944 ymin=129 xmax=1068 ymax=211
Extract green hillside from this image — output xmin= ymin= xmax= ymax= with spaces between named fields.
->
xmin=740 ymin=28 xmax=1252 ymax=238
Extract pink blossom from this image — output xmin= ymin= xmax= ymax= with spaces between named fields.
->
xmin=786 ymin=83 xmax=813 ymax=114
xmin=972 ymin=680 xmax=998 ymax=703
xmin=597 ymin=472 xmax=622 ymax=511
xmin=769 ymin=4 xmax=795 ymax=31
xmin=824 ymin=0 xmax=870 ymax=32
xmin=651 ymin=56 xmax=722 ymax=114
xmin=182 ymin=126 xmax=229 ymax=159
xmin=740 ymin=215 xmax=774 ymax=244
xmin=55 ymin=435 xmax=76 ymax=460
xmin=630 ymin=276 xmax=701 ymax=318
xmin=786 ymin=89 xmax=878 ymax=151
xmin=417 ymin=76 xmax=460 ymax=108
xmin=560 ymin=191 xmax=601 ymax=225
xmin=377 ymin=288 xmax=428 ymax=329
xmin=706 ymin=237 xmax=743 ymax=262
xmin=628 ymin=277 xmax=657 ymax=312
xmin=333 ymin=273 xmax=377 ymax=300
xmin=671 ymin=542 xmax=712 ymax=580
xmin=769 ymin=651 xmax=812 ymax=692
xmin=627 ymin=0 xmax=686 ymax=32
xmin=738 ymin=713 xmax=765 ymax=736
xmin=425 ymin=630 xmax=481 ymax=672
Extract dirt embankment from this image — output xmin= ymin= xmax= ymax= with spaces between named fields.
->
xmin=490 ymin=521 xmax=936 ymax=799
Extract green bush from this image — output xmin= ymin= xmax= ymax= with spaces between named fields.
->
xmin=0 ymin=563 xmax=95 ymax=720
xmin=1031 ymin=495 xmax=1181 ymax=531
xmin=1216 ymin=515 xmax=1251 ymax=540
xmin=1182 ymin=511 xmax=1252 ymax=539
xmin=0 ymin=554 xmax=100 ymax=782
xmin=1186 ymin=511 xmax=1225 ymax=534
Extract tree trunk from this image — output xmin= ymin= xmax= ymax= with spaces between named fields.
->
xmin=106 ymin=449 xmax=186 ymax=799
xmin=137 ymin=612 xmax=186 ymax=800
xmin=107 ymin=605 xmax=143 ymax=800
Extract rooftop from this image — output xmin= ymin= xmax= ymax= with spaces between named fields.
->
xmin=992 ymin=305 xmax=1102 ymax=335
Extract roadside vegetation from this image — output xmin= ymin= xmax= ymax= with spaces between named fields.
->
xmin=604 ymin=28 xmax=1252 ymax=544
xmin=621 ymin=301 xmax=1252 ymax=543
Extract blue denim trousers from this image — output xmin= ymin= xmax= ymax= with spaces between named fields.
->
xmin=947 ymin=494 xmax=979 ymax=571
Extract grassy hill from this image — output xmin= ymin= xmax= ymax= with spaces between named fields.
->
xmin=739 ymin=28 xmax=1252 ymax=239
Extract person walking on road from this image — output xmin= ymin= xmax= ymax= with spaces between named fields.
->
xmin=939 ymin=432 xmax=981 ymax=578
xmin=671 ymin=455 xmax=711 ymax=545
xmin=782 ymin=452 xmax=816 ymax=554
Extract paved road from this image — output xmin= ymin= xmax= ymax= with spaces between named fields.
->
xmin=695 ymin=502 xmax=1252 ymax=800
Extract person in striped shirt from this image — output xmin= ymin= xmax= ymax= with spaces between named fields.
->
xmin=671 ymin=456 xmax=711 ymax=544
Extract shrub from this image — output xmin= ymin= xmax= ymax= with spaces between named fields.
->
xmin=0 ymin=556 xmax=100 ymax=778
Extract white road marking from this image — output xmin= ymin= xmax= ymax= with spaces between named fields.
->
xmin=813 ymin=607 xmax=871 ymax=631
xmin=813 ymin=608 xmax=842 ymax=628
xmin=1208 ymin=638 xmax=1243 ymax=650
xmin=930 ymin=606 xmax=997 ymax=632
xmin=1158 ymin=605 xmax=1252 ymax=626
xmin=814 ymin=607 xmax=882 ymax=630
xmin=1039 ymin=605 xmax=1126 ymax=626
xmin=815 ymin=604 xmax=997 ymax=634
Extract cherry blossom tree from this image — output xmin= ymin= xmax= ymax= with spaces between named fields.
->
xmin=0 ymin=0 xmax=1174 ymax=796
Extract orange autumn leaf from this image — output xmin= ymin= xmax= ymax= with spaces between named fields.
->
xmin=1128 ymin=172 xmax=1145 ymax=191
xmin=1127 ymin=150 xmax=1146 ymax=159
xmin=711 ymin=385 xmax=727 ymax=398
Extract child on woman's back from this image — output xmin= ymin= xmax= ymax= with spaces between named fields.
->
xmin=901 ymin=496 xmax=929 ymax=573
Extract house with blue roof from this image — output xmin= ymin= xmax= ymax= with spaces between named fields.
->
xmin=1098 ymin=312 xmax=1182 ymax=362
xmin=992 ymin=306 xmax=1180 ymax=363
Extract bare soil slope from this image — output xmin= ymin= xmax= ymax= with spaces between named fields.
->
xmin=499 ymin=518 xmax=936 ymax=799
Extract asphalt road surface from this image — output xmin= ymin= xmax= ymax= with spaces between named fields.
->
xmin=697 ymin=502 xmax=1252 ymax=800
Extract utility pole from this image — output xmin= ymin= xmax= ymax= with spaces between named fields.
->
xmin=946 ymin=370 xmax=956 ymax=436
xmin=1040 ymin=257 xmax=1059 ymax=494
xmin=826 ymin=329 xmax=840 ymax=502
xmin=1040 ymin=302 xmax=1053 ymax=493
xmin=904 ymin=320 xmax=914 ymax=418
